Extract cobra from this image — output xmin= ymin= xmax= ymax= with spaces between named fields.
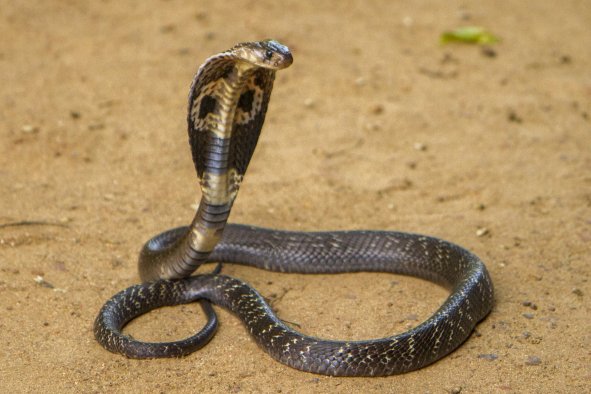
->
xmin=94 ymin=39 xmax=494 ymax=377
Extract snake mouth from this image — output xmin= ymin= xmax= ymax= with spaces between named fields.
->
xmin=273 ymin=53 xmax=293 ymax=70
xmin=255 ymin=39 xmax=293 ymax=70
xmin=273 ymin=51 xmax=293 ymax=69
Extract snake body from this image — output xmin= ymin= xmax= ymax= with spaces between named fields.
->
xmin=94 ymin=40 xmax=494 ymax=376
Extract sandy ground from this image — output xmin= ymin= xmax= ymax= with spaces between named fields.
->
xmin=1 ymin=1 xmax=590 ymax=393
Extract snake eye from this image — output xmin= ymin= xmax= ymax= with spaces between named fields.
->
xmin=264 ymin=50 xmax=273 ymax=60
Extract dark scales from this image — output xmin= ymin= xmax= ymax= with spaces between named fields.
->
xmin=237 ymin=90 xmax=255 ymax=113
xmin=199 ymin=95 xmax=217 ymax=119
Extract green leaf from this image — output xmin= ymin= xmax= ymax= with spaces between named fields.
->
xmin=441 ymin=26 xmax=499 ymax=45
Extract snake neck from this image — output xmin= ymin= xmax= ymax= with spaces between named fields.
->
xmin=139 ymin=40 xmax=291 ymax=282
xmin=140 ymin=63 xmax=261 ymax=282
xmin=189 ymin=63 xmax=257 ymax=258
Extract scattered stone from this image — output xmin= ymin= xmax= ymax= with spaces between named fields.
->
xmin=70 ymin=111 xmax=81 ymax=119
xmin=53 ymin=261 xmax=67 ymax=272
xmin=111 ymin=258 xmax=125 ymax=268
xmin=88 ymin=123 xmax=105 ymax=131
xmin=194 ymin=12 xmax=207 ymax=20
xmin=364 ymin=122 xmax=381 ymax=131
xmin=440 ymin=52 xmax=458 ymax=65
xmin=34 ymin=275 xmax=54 ymax=289
xmin=21 ymin=125 xmax=39 ymax=133
xmin=303 ymin=98 xmax=315 ymax=108
xmin=450 ymin=387 xmax=462 ymax=394
xmin=476 ymin=227 xmax=489 ymax=237
xmin=478 ymin=353 xmax=498 ymax=361
xmin=413 ymin=142 xmax=427 ymax=151
xmin=507 ymin=110 xmax=523 ymax=123
xmin=521 ymin=331 xmax=531 ymax=339
xmin=522 ymin=301 xmax=538 ymax=310
xmin=476 ymin=203 xmax=486 ymax=211
xmin=572 ymin=288 xmax=583 ymax=296
xmin=522 ymin=313 xmax=534 ymax=319
xmin=481 ymin=46 xmax=497 ymax=58
xmin=402 ymin=16 xmax=413 ymax=27
xmin=370 ymin=104 xmax=384 ymax=115
xmin=160 ymin=24 xmax=176 ymax=33
xmin=418 ymin=67 xmax=458 ymax=79
xmin=525 ymin=355 xmax=542 ymax=366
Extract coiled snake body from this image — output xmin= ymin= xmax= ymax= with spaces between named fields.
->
xmin=94 ymin=40 xmax=494 ymax=377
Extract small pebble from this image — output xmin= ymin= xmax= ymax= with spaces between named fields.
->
xmin=507 ymin=110 xmax=523 ymax=123
xmin=571 ymin=288 xmax=583 ymax=296
xmin=194 ymin=11 xmax=207 ymax=20
xmin=478 ymin=353 xmax=498 ymax=361
xmin=88 ymin=123 xmax=105 ymax=130
xmin=303 ymin=98 xmax=315 ymax=108
xmin=450 ymin=387 xmax=462 ymax=394
xmin=21 ymin=124 xmax=39 ymax=133
xmin=522 ymin=313 xmax=534 ymax=319
xmin=521 ymin=331 xmax=531 ymax=339
xmin=34 ymin=276 xmax=54 ymax=289
xmin=481 ymin=46 xmax=497 ymax=58
xmin=476 ymin=227 xmax=489 ymax=237
xmin=160 ymin=24 xmax=176 ymax=33
xmin=364 ymin=123 xmax=381 ymax=131
xmin=370 ymin=104 xmax=384 ymax=115
xmin=521 ymin=301 xmax=538 ymax=310
xmin=413 ymin=142 xmax=427 ymax=151
xmin=525 ymin=355 xmax=542 ymax=366
xmin=402 ymin=16 xmax=413 ymax=27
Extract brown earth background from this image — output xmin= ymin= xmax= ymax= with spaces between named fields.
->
xmin=1 ymin=1 xmax=590 ymax=393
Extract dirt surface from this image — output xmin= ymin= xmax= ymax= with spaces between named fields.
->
xmin=1 ymin=1 xmax=590 ymax=393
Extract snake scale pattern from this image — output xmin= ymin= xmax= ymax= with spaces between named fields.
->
xmin=94 ymin=40 xmax=494 ymax=377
